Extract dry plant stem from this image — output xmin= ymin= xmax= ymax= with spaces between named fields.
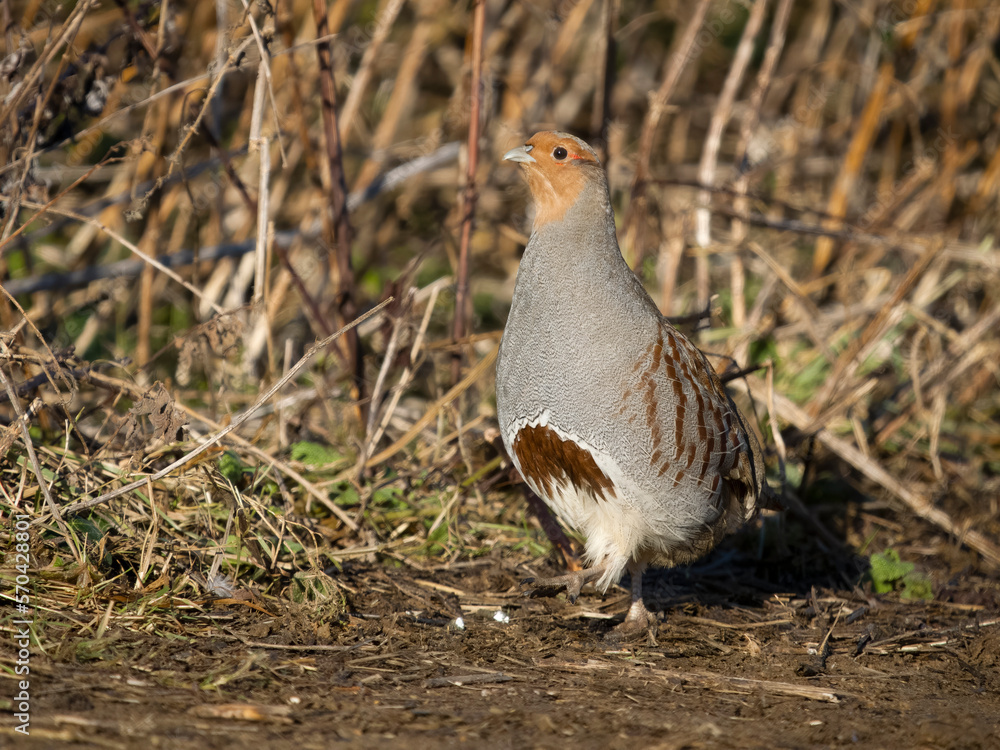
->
xmin=276 ymin=32 xmax=343 ymax=59
xmin=238 ymin=0 xmax=287 ymax=162
xmin=272 ymin=243 xmax=335 ymax=340
xmin=549 ymin=0 xmax=597 ymax=66
xmin=0 ymin=67 xmax=231 ymax=180
xmin=357 ymin=292 xmax=410 ymax=476
xmin=367 ymin=280 xmax=444 ymax=451
xmin=136 ymin=213 xmax=161 ymax=370
xmin=312 ymin=0 xmax=363 ymax=415
xmin=589 ymin=0 xmax=617 ymax=144
xmin=738 ymin=377 xmax=1000 ymax=569
xmin=51 ymin=297 xmax=393 ymax=520
xmin=351 ymin=17 xmax=432 ymax=192
xmin=253 ymin=138 xmax=270 ymax=312
xmin=624 ymin=0 xmax=711 ymax=255
xmin=1 ymin=65 xmax=47 ymax=243
xmin=137 ymin=35 xmax=256 ymax=203
xmin=694 ymin=0 xmax=769 ymax=251
xmin=730 ymin=0 xmax=793 ymax=330
xmin=0 ymin=283 xmax=79 ymax=406
xmin=0 ymin=149 xmax=126 ymax=256
xmin=452 ymin=0 xmax=486 ymax=385
xmin=248 ymin=42 xmax=272 ymax=374
xmin=1 ymin=28 xmax=80 ymax=261
xmin=732 ymin=0 xmax=795 ymax=243
xmin=560 ymin=660 xmax=846 ymax=703
xmin=339 ymin=0 xmax=407 ymax=142
xmin=136 ymin=478 xmax=159 ymax=586
xmin=0 ymin=368 xmax=81 ymax=565
xmin=210 ymin=0 xmax=229 ymax=143
xmin=812 ymin=63 xmax=894 ymax=276
xmin=132 ymin=0 xmax=171 ymax=368
xmin=746 ymin=241 xmax=834 ymax=361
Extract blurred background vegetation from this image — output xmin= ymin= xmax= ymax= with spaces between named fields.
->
xmin=1 ymin=0 xmax=998 ymax=617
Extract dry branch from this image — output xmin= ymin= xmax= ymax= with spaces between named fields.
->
xmin=451 ymin=0 xmax=486 ymax=385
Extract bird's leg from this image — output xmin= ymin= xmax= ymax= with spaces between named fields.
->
xmin=613 ymin=561 xmax=654 ymax=635
xmin=522 ymin=566 xmax=606 ymax=603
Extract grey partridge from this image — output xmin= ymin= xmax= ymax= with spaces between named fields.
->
xmin=496 ymin=131 xmax=773 ymax=632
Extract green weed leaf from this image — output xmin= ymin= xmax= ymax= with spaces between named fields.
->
xmin=218 ymin=451 xmax=248 ymax=484
xmin=290 ymin=441 xmax=344 ymax=467
xmin=868 ymin=548 xmax=932 ymax=599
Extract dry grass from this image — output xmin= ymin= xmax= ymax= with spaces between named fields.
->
xmin=1 ymin=0 xmax=999 ymax=651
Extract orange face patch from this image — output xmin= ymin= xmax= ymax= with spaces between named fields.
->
xmin=513 ymin=131 xmax=602 ymax=227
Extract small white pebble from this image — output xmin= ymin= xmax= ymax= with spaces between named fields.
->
xmin=493 ymin=610 xmax=510 ymax=624
xmin=453 ymin=617 xmax=465 ymax=630
xmin=288 ymin=696 xmax=301 ymax=705
xmin=806 ymin=647 xmax=818 ymax=655
xmin=809 ymin=720 xmax=823 ymax=726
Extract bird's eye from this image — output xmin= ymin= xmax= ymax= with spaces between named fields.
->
xmin=553 ymin=146 xmax=568 ymax=160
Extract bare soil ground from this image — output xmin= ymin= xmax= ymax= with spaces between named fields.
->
xmin=5 ymin=540 xmax=998 ymax=750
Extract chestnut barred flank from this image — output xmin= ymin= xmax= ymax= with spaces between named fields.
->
xmin=511 ymin=424 xmax=616 ymax=504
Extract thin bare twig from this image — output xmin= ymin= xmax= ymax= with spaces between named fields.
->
xmin=312 ymin=0 xmax=363 ymax=420
xmin=590 ymin=0 xmax=617 ymax=144
xmin=357 ymin=290 xmax=411 ymax=476
xmin=368 ymin=278 xmax=446 ymax=450
xmin=693 ymin=0 xmax=769 ymax=312
xmin=0 ymin=0 xmax=97 ymax=149
xmin=451 ymin=0 xmax=486 ymax=385
xmin=237 ymin=0 xmax=287 ymax=163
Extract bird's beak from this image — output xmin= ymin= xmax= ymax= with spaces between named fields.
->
xmin=503 ymin=145 xmax=536 ymax=164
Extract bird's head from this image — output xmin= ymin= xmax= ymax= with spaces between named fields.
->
xmin=503 ymin=131 xmax=605 ymax=228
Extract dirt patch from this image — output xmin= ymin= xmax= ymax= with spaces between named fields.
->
xmin=4 ymin=555 xmax=998 ymax=749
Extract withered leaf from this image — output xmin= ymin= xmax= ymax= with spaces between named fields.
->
xmin=124 ymin=382 xmax=186 ymax=449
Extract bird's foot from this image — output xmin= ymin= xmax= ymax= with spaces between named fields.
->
xmin=605 ymin=599 xmax=657 ymax=642
xmin=521 ymin=566 xmax=605 ymax=603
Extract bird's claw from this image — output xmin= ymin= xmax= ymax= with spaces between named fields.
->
xmin=520 ymin=569 xmax=599 ymax=603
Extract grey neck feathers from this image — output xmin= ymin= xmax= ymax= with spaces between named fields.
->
xmin=528 ymin=176 xmax=619 ymax=269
